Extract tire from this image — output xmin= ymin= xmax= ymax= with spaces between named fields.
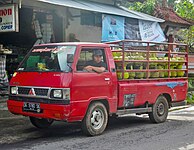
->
xmin=149 ymin=95 xmax=169 ymax=123
xmin=29 ymin=117 xmax=54 ymax=129
xmin=82 ymin=102 xmax=108 ymax=136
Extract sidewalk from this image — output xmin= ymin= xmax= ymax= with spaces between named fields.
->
xmin=0 ymin=97 xmax=15 ymax=118
xmin=0 ymin=96 xmax=8 ymax=110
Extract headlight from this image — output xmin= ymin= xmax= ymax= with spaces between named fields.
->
xmin=53 ymin=90 xmax=62 ymax=98
xmin=50 ymin=88 xmax=70 ymax=100
xmin=10 ymin=86 xmax=18 ymax=94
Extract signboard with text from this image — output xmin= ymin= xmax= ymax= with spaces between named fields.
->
xmin=139 ymin=20 xmax=165 ymax=42
xmin=0 ymin=4 xmax=19 ymax=32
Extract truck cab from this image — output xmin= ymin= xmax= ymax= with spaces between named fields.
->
xmin=7 ymin=41 xmax=188 ymax=136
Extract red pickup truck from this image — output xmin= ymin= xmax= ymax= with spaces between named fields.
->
xmin=7 ymin=40 xmax=188 ymax=136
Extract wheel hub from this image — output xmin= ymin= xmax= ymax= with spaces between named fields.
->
xmin=157 ymin=103 xmax=165 ymax=116
xmin=91 ymin=109 xmax=104 ymax=130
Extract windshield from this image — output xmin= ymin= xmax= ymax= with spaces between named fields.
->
xmin=18 ymin=45 xmax=76 ymax=72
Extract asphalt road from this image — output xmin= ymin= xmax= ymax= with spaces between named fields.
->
xmin=1 ymin=104 xmax=194 ymax=150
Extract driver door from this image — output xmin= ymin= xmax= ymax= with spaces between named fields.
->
xmin=72 ymin=47 xmax=114 ymax=103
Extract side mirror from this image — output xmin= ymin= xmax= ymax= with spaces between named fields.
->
xmin=67 ymin=54 xmax=74 ymax=63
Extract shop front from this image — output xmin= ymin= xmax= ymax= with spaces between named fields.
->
xmin=0 ymin=1 xmax=64 ymax=80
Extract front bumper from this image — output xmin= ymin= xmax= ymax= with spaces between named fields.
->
xmin=7 ymin=99 xmax=71 ymax=121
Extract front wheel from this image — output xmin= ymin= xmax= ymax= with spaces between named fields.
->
xmin=149 ymin=95 xmax=169 ymax=123
xmin=29 ymin=117 xmax=54 ymax=129
xmin=82 ymin=102 xmax=108 ymax=136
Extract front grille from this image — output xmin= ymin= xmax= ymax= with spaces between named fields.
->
xmin=34 ymin=88 xmax=48 ymax=96
xmin=17 ymin=87 xmax=49 ymax=97
xmin=18 ymin=87 xmax=31 ymax=95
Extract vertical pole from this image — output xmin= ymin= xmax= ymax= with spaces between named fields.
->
xmin=122 ymin=41 xmax=125 ymax=79
xmin=146 ymin=42 xmax=150 ymax=79
xmin=186 ymin=45 xmax=189 ymax=78
xmin=168 ymin=35 xmax=174 ymax=78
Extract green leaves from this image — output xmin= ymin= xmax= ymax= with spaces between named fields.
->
xmin=124 ymin=0 xmax=194 ymax=20
xmin=176 ymin=0 xmax=194 ymax=20
xmin=128 ymin=0 xmax=156 ymax=15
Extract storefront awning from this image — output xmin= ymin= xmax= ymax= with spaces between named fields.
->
xmin=35 ymin=0 xmax=164 ymax=22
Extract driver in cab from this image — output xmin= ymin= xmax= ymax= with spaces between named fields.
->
xmin=84 ymin=50 xmax=106 ymax=73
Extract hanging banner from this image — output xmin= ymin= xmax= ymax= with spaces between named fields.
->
xmin=102 ymin=14 xmax=124 ymax=42
xmin=0 ymin=4 xmax=19 ymax=32
xmin=139 ymin=20 xmax=165 ymax=42
xmin=125 ymin=18 xmax=141 ymax=40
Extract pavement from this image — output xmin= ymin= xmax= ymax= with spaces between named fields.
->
xmin=0 ymin=96 xmax=8 ymax=110
xmin=0 ymin=96 xmax=22 ymax=119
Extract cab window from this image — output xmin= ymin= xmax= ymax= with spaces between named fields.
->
xmin=76 ymin=48 xmax=107 ymax=71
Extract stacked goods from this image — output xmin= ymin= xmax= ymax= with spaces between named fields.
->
xmin=123 ymin=67 xmax=129 ymax=79
xmin=116 ymin=72 xmax=122 ymax=79
xmin=158 ymin=64 xmax=165 ymax=77
xmin=126 ymin=63 xmax=135 ymax=79
xmin=133 ymin=52 xmax=145 ymax=79
xmin=149 ymin=53 xmax=159 ymax=78
xmin=150 ymin=71 xmax=159 ymax=78
xmin=112 ymin=48 xmax=185 ymax=79
xmin=157 ymin=57 xmax=165 ymax=77
xmin=113 ymin=51 xmax=132 ymax=79
xmin=135 ymin=66 xmax=144 ymax=79
xmin=127 ymin=53 xmax=136 ymax=79
xmin=162 ymin=57 xmax=169 ymax=77
xmin=176 ymin=57 xmax=185 ymax=77
xmin=113 ymin=51 xmax=122 ymax=65
xmin=116 ymin=67 xmax=130 ymax=79
xmin=170 ymin=58 xmax=178 ymax=77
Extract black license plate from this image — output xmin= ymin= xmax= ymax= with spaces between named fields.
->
xmin=23 ymin=102 xmax=41 ymax=113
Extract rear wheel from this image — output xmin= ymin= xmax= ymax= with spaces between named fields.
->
xmin=149 ymin=95 xmax=169 ymax=123
xmin=82 ymin=102 xmax=108 ymax=136
xmin=29 ymin=117 xmax=54 ymax=129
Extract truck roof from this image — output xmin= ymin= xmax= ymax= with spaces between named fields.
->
xmin=35 ymin=42 xmax=110 ymax=47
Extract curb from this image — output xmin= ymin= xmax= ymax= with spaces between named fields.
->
xmin=169 ymin=105 xmax=192 ymax=112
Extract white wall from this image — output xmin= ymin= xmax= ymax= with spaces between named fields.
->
xmin=65 ymin=8 xmax=102 ymax=42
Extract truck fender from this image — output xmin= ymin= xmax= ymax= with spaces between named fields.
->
xmin=83 ymin=98 xmax=110 ymax=119
xmin=162 ymin=93 xmax=172 ymax=107
xmin=152 ymin=93 xmax=172 ymax=108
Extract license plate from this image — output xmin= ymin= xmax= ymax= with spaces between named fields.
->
xmin=23 ymin=102 xmax=41 ymax=113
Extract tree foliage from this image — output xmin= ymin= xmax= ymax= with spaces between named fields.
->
xmin=126 ymin=0 xmax=156 ymax=15
xmin=123 ymin=0 xmax=194 ymax=19
xmin=177 ymin=26 xmax=194 ymax=51
xmin=175 ymin=0 xmax=194 ymax=50
xmin=176 ymin=0 xmax=194 ymax=20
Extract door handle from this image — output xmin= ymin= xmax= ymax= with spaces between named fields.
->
xmin=105 ymin=78 xmax=110 ymax=81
